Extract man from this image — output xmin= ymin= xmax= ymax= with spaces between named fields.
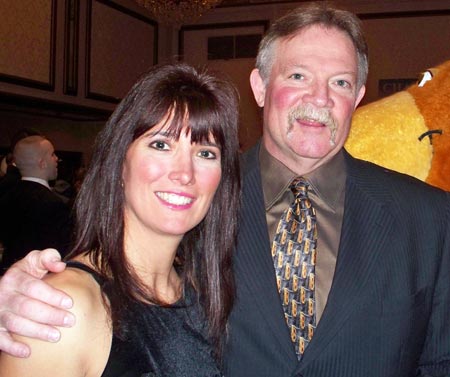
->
xmin=0 ymin=128 xmax=42 ymax=200
xmin=0 ymin=136 xmax=73 ymax=271
xmin=0 ymin=5 xmax=448 ymax=376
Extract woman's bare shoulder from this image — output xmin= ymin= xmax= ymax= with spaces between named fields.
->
xmin=0 ymin=266 xmax=112 ymax=377
xmin=45 ymin=265 xmax=104 ymax=308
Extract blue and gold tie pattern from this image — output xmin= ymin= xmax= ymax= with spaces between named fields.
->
xmin=272 ymin=177 xmax=317 ymax=359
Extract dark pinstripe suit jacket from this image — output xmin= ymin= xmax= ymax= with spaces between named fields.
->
xmin=224 ymin=142 xmax=450 ymax=377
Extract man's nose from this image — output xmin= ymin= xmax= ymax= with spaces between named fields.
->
xmin=303 ymin=82 xmax=333 ymax=108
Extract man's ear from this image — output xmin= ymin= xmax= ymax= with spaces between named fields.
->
xmin=250 ymin=68 xmax=266 ymax=108
xmin=38 ymin=158 xmax=47 ymax=170
xmin=354 ymin=85 xmax=366 ymax=109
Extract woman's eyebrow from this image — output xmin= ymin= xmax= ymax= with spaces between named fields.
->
xmin=144 ymin=129 xmax=170 ymax=138
xmin=200 ymin=140 xmax=220 ymax=148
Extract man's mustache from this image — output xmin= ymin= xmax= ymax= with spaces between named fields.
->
xmin=287 ymin=104 xmax=338 ymax=145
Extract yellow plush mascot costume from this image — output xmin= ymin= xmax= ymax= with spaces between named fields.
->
xmin=346 ymin=60 xmax=450 ymax=191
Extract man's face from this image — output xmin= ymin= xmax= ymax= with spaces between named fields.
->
xmin=250 ymin=25 xmax=366 ymax=173
xmin=41 ymin=140 xmax=58 ymax=181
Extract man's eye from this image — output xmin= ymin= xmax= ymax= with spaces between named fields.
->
xmin=290 ymin=73 xmax=304 ymax=80
xmin=199 ymin=150 xmax=217 ymax=159
xmin=150 ymin=141 xmax=169 ymax=150
xmin=336 ymin=79 xmax=351 ymax=88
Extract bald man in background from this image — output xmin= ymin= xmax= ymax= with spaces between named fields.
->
xmin=0 ymin=128 xmax=41 ymax=200
xmin=0 ymin=136 xmax=73 ymax=272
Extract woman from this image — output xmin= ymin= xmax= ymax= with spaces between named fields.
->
xmin=0 ymin=63 xmax=240 ymax=376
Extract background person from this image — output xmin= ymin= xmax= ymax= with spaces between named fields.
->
xmin=0 ymin=128 xmax=42 ymax=200
xmin=0 ymin=4 xmax=449 ymax=377
xmin=0 ymin=135 xmax=73 ymax=271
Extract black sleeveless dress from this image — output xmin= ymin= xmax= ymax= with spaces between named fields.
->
xmin=66 ymin=261 xmax=223 ymax=377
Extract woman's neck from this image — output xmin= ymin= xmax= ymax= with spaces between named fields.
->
xmin=124 ymin=231 xmax=183 ymax=303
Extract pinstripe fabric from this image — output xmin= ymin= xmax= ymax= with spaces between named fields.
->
xmin=224 ymin=142 xmax=450 ymax=377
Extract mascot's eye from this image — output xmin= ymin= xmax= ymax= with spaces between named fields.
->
xmin=418 ymin=129 xmax=443 ymax=145
xmin=418 ymin=70 xmax=433 ymax=87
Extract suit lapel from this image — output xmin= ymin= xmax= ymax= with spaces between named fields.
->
xmin=296 ymin=154 xmax=396 ymax=371
xmin=236 ymin=144 xmax=297 ymax=362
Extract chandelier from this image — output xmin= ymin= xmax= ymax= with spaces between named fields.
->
xmin=135 ymin=0 xmax=223 ymax=25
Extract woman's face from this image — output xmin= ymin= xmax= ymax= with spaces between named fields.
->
xmin=122 ymin=120 xmax=222 ymax=242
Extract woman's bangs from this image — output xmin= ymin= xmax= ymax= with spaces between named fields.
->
xmin=186 ymin=102 xmax=225 ymax=148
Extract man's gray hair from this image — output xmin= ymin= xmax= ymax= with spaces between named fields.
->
xmin=256 ymin=3 xmax=369 ymax=90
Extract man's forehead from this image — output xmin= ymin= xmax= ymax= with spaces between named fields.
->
xmin=276 ymin=28 xmax=358 ymax=67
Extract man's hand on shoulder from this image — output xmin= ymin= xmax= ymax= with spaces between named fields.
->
xmin=0 ymin=249 xmax=75 ymax=357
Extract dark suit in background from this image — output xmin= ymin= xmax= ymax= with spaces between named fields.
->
xmin=0 ymin=180 xmax=73 ymax=271
xmin=0 ymin=165 xmax=21 ymax=200
xmin=224 ymin=143 xmax=450 ymax=377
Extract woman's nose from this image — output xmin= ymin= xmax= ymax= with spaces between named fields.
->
xmin=168 ymin=155 xmax=195 ymax=185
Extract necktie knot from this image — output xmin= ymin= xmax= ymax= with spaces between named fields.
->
xmin=290 ymin=177 xmax=309 ymax=199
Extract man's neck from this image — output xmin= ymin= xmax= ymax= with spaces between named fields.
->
xmin=262 ymin=138 xmax=340 ymax=176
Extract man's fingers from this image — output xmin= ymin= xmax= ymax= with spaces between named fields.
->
xmin=21 ymin=249 xmax=66 ymax=277
xmin=6 ymin=294 xmax=75 ymax=328
xmin=2 ymin=266 xmax=73 ymax=310
xmin=0 ymin=310 xmax=65 ymax=343
xmin=0 ymin=329 xmax=31 ymax=358
xmin=0 ymin=249 xmax=74 ymax=356
xmin=35 ymin=248 xmax=67 ymax=274
xmin=21 ymin=278 xmax=73 ymax=310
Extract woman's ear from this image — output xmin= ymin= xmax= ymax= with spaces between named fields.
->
xmin=250 ymin=68 xmax=266 ymax=108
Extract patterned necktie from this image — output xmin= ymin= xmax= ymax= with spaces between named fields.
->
xmin=272 ymin=177 xmax=317 ymax=359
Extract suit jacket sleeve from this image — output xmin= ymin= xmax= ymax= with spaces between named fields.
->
xmin=417 ymin=193 xmax=450 ymax=376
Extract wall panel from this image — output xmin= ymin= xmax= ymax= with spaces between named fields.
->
xmin=0 ymin=0 xmax=56 ymax=90
xmin=86 ymin=0 xmax=157 ymax=103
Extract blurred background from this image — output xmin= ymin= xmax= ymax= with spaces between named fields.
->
xmin=1 ymin=0 xmax=449 ymax=182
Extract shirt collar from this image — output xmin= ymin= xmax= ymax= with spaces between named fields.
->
xmin=260 ymin=144 xmax=346 ymax=211
xmin=21 ymin=177 xmax=51 ymax=190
